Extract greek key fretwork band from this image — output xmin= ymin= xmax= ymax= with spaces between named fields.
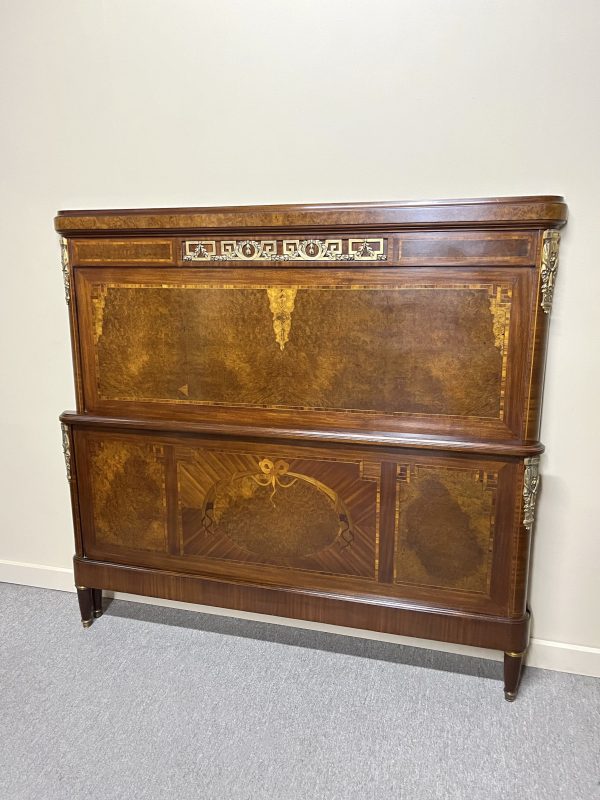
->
xmin=183 ymin=238 xmax=388 ymax=262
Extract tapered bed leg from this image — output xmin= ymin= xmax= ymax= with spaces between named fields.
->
xmin=76 ymin=586 xmax=94 ymax=628
xmin=92 ymin=588 xmax=103 ymax=618
xmin=504 ymin=650 xmax=526 ymax=701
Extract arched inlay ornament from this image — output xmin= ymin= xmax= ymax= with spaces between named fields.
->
xmin=199 ymin=457 xmax=354 ymax=559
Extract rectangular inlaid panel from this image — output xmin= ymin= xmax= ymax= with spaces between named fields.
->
xmin=178 ymin=448 xmax=379 ymax=579
xmin=71 ymin=426 xmax=521 ymax=614
xmin=72 ymin=239 xmax=174 ymax=264
xmin=86 ymin=437 xmax=168 ymax=552
xmin=397 ymin=232 xmax=536 ymax=265
xmin=82 ymin=276 xmax=514 ymax=420
xmin=395 ymin=462 xmax=499 ymax=594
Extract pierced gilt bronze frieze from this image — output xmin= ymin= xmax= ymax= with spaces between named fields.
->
xmin=183 ymin=238 xmax=387 ymax=262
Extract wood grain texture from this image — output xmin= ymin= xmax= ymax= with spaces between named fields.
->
xmin=60 ymin=410 xmax=544 ymax=455
xmin=72 ymin=239 xmax=174 ymax=265
xmin=84 ymin=437 xmax=168 ymax=553
xmin=55 ymin=196 xmax=567 ymax=234
xmin=395 ymin=462 xmax=498 ymax=593
xmin=178 ymin=448 xmax=379 ymax=577
xmin=73 ymin=266 xmax=536 ymax=441
xmin=69 ymin=426 xmax=522 ymax=617
xmin=73 ymin=556 xmax=531 ymax=652
xmin=88 ymin=282 xmax=509 ymax=416
xmin=58 ymin=196 xmax=566 ymax=699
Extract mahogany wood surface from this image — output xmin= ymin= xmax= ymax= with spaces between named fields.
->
xmin=58 ymin=196 xmax=567 ymax=700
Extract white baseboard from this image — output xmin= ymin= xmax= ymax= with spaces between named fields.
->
xmin=0 ymin=559 xmax=74 ymax=591
xmin=2 ymin=559 xmax=598 ymax=678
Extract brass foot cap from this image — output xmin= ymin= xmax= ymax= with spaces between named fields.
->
xmin=504 ymin=691 xmax=517 ymax=702
xmin=81 ymin=619 xmax=93 ymax=629
xmin=93 ymin=609 xmax=103 ymax=618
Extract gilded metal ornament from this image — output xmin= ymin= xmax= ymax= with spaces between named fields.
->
xmin=183 ymin=238 xmax=387 ymax=262
xmin=60 ymin=236 xmax=71 ymax=304
xmin=522 ymin=456 xmax=540 ymax=531
xmin=61 ymin=423 xmax=72 ymax=482
xmin=540 ymin=230 xmax=560 ymax=314
xmin=488 ymin=285 xmax=512 ymax=353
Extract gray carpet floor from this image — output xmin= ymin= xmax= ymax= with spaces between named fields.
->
xmin=0 ymin=583 xmax=598 ymax=800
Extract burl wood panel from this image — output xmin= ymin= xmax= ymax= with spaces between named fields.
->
xmin=55 ymin=195 xmax=567 ymax=234
xmin=178 ymin=448 xmax=379 ymax=579
xmin=70 ymin=423 xmax=523 ymax=615
xmin=87 ymin=437 xmax=167 ymax=552
xmin=395 ymin=463 xmax=498 ymax=593
xmin=72 ymin=239 xmax=174 ymax=265
xmin=88 ymin=280 xmax=512 ymax=418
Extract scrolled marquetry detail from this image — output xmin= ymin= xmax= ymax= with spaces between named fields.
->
xmin=60 ymin=236 xmax=70 ymax=304
xmin=540 ymin=230 xmax=560 ymax=314
xmin=200 ymin=457 xmax=354 ymax=550
xmin=522 ymin=456 xmax=540 ymax=531
xmin=183 ymin=238 xmax=387 ymax=262
xmin=61 ymin=423 xmax=72 ymax=482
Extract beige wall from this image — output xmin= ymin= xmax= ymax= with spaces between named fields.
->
xmin=1 ymin=0 xmax=598 ymax=674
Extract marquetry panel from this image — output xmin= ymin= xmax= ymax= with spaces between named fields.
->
xmin=395 ymin=463 xmax=498 ymax=594
xmin=82 ymin=275 xmax=514 ymax=421
xmin=177 ymin=448 xmax=379 ymax=578
xmin=86 ymin=438 xmax=168 ymax=552
xmin=72 ymin=239 xmax=174 ymax=265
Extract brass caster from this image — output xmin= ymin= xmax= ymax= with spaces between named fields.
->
xmin=93 ymin=609 xmax=103 ymax=618
xmin=504 ymin=691 xmax=517 ymax=702
xmin=81 ymin=619 xmax=93 ymax=629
